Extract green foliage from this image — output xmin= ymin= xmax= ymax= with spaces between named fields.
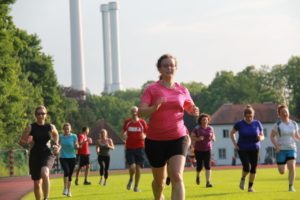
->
xmin=284 ymin=56 xmax=300 ymax=117
xmin=0 ymin=1 xmax=62 ymax=148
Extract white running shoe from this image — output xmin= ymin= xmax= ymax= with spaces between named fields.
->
xmin=62 ymin=188 xmax=68 ymax=195
xmin=239 ymin=179 xmax=245 ymax=190
xmin=289 ymin=185 xmax=296 ymax=192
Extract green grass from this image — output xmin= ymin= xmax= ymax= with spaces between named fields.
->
xmin=23 ymin=167 xmax=299 ymax=200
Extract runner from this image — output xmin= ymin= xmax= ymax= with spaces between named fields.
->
xmin=191 ymin=113 xmax=215 ymax=187
xmin=230 ymin=105 xmax=264 ymax=192
xmin=75 ymin=127 xmax=92 ymax=185
xmin=59 ymin=123 xmax=78 ymax=197
xmin=19 ymin=105 xmax=60 ymax=200
xmin=96 ymin=129 xmax=114 ymax=186
xmin=123 ymin=106 xmax=148 ymax=192
xmin=270 ymin=104 xmax=300 ymax=192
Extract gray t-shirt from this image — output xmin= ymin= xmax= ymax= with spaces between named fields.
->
xmin=272 ymin=120 xmax=299 ymax=150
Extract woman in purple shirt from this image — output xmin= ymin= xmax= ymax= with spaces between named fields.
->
xmin=191 ymin=113 xmax=215 ymax=188
xmin=230 ymin=105 xmax=264 ymax=192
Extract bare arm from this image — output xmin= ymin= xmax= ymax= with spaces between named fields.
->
xmin=211 ymin=132 xmax=216 ymax=142
xmin=51 ymin=124 xmax=59 ymax=144
xmin=230 ymin=128 xmax=239 ymax=150
xmin=122 ymin=131 xmax=128 ymax=141
xmin=293 ymin=129 xmax=300 ymax=141
xmin=191 ymin=131 xmax=203 ymax=142
xmin=108 ymin=139 xmax=115 ymax=150
xmin=270 ymin=129 xmax=280 ymax=152
xmin=185 ymin=104 xmax=200 ymax=117
xmin=138 ymin=98 xmax=166 ymax=117
xmin=258 ymin=131 xmax=265 ymax=141
xmin=51 ymin=124 xmax=60 ymax=155
xmin=19 ymin=124 xmax=32 ymax=148
xmin=96 ymin=140 xmax=100 ymax=154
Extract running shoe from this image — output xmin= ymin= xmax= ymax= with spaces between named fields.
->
xmin=289 ymin=185 xmax=296 ymax=192
xmin=84 ymin=181 xmax=91 ymax=185
xmin=166 ymin=177 xmax=171 ymax=186
xmin=99 ymin=177 xmax=103 ymax=185
xmin=239 ymin=178 xmax=245 ymax=190
xmin=206 ymin=182 xmax=213 ymax=188
xmin=196 ymin=176 xmax=200 ymax=185
xmin=134 ymin=186 xmax=141 ymax=192
xmin=62 ymin=188 xmax=68 ymax=195
xmin=248 ymin=187 xmax=255 ymax=192
xmin=103 ymin=181 xmax=107 ymax=186
xmin=127 ymin=178 xmax=133 ymax=190
xmin=67 ymin=192 xmax=72 ymax=197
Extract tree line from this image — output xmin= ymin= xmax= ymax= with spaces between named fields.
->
xmin=1 ymin=1 xmax=300 ymax=148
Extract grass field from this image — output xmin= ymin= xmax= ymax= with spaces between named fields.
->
xmin=23 ymin=167 xmax=299 ymax=200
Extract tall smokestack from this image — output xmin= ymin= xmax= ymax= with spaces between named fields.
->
xmin=100 ymin=4 xmax=112 ymax=93
xmin=69 ymin=0 xmax=86 ymax=92
xmin=109 ymin=1 xmax=122 ymax=92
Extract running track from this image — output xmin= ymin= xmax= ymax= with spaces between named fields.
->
xmin=0 ymin=165 xmax=283 ymax=199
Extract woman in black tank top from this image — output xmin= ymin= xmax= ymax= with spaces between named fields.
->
xmin=19 ymin=105 xmax=59 ymax=200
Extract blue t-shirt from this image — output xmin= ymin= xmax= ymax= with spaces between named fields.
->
xmin=59 ymin=133 xmax=78 ymax=158
xmin=233 ymin=119 xmax=263 ymax=150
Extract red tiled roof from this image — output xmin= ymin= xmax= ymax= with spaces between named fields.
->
xmin=90 ymin=119 xmax=124 ymax=145
xmin=211 ymin=102 xmax=280 ymax=125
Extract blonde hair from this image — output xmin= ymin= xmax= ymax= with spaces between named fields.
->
xmin=35 ymin=105 xmax=47 ymax=114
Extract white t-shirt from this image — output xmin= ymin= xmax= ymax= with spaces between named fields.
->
xmin=272 ymin=120 xmax=299 ymax=150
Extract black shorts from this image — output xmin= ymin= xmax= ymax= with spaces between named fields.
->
xmin=125 ymin=148 xmax=145 ymax=166
xmin=78 ymin=154 xmax=90 ymax=167
xmin=29 ymin=151 xmax=55 ymax=180
xmin=145 ymin=136 xmax=188 ymax=168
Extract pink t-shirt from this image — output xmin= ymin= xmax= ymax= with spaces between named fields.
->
xmin=140 ymin=81 xmax=194 ymax=141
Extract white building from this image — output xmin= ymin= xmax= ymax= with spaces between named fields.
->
xmin=210 ymin=103 xmax=300 ymax=166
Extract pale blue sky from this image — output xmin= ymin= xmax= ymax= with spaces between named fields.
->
xmin=11 ymin=0 xmax=300 ymax=94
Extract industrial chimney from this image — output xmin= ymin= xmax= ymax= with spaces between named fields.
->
xmin=100 ymin=1 xmax=122 ymax=93
xmin=69 ymin=0 xmax=86 ymax=92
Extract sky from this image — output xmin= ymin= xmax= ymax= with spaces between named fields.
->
xmin=10 ymin=0 xmax=300 ymax=94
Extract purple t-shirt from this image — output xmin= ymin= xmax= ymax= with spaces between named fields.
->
xmin=192 ymin=125 xmax=214 ymax=151
xmin=233 ymin=119 xmax=263 ymax=150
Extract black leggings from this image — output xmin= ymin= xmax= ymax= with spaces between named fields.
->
xmin=98 ymin=155 xmax=110 ymax=179
xmin=60 ymin=158 xmax=76 ymax=181
xmin=238 ymin=149 xmax=259 ymax=174
xmin=195 ymin=150 xmax=211 ymax=172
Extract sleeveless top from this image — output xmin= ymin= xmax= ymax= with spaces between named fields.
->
xmin=30 ymin=122 xmax=52 ymax=155
xmin=98 ymin=140 xmax=111 ymax=156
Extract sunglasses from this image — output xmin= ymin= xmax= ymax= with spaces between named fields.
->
xmin=36 ymin=112 xmax=47 ymax=116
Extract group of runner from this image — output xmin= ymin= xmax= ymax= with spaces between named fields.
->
xmin=19 ymin=54 xmax=300 ymax=200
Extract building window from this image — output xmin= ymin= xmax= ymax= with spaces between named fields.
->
xmin=218 ymin=148 xmax=226 ymax=159
xmin=263 ymin=128 xmax=267 ymax=137
xmin=223 ymin=129 xmax=229 ymax=138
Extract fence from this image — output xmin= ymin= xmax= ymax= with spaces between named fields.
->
xmin=0 ymin=148 xmax=63 ymax=177
xmin=0 ymin=148 xmax=29 ymax=177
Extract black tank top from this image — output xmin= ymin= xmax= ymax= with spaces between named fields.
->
xmin=30 ymin=122 xmax=52 ymax=154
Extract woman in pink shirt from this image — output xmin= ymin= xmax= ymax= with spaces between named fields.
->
xmin=139 ymin=54 xmax=199 ymax=200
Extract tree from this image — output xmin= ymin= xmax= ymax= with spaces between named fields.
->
xmin=284 ymin=56 xmax=300 ymax=117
